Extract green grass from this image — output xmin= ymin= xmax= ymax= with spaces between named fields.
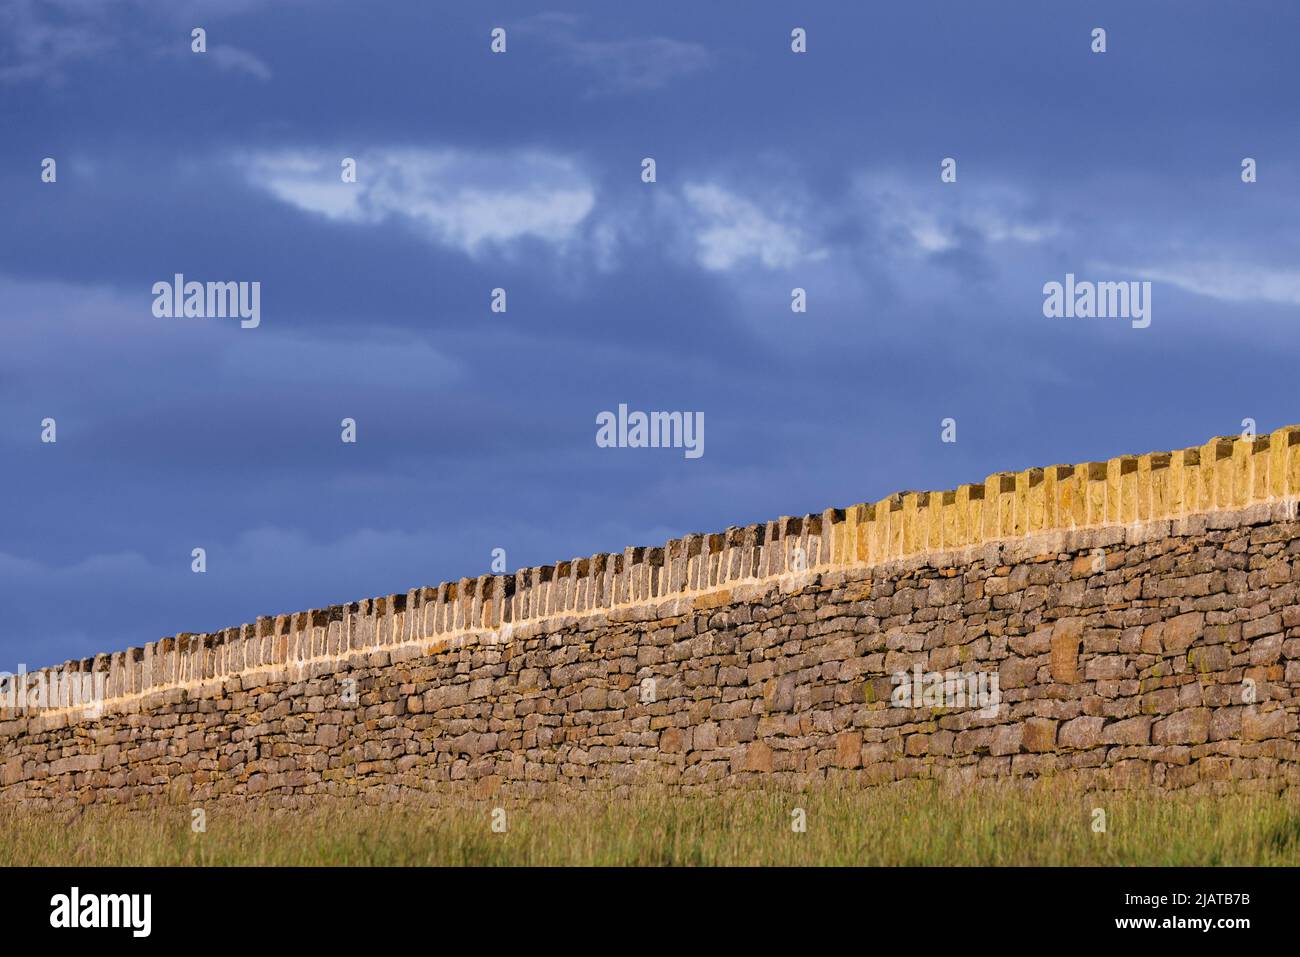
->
xmin=5 ymin=783 xmax=1300 ymax=866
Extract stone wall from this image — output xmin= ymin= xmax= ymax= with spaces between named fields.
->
xmin=4 ymin=428 xmax=1300 ymax=807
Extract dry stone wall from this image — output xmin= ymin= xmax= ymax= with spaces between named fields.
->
xmin=4 ymin=428 xmax=1300 ymax=808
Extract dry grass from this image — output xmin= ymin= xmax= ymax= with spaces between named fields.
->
xmin=5 ymin=783 xmax=1300 ymax=866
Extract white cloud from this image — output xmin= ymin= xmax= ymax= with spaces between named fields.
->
xmin=1116 ymin=261 xmax=1300 ymax=306
xmin=210 ymin=45 xmax=271 ymax=81
xmin=655 ymin=172 xmax=1056 ymax=278
xmin=898 ymin=213 xmax=956 ymax=253
xmin=0 ymin=0 xmax=281 ymax=85
xmin=243 ymin=148 xmax=597 ymax=256
xmin=977 ymin=213 xmax=1060 ymax=245
xmin=679 ymin=182 xmax=827 ymax=271
xmin=562 ymin=34 xmax=709 ymax=93
xmin=855 ymin=174 xmax=1060 ymax=256
xmin=0 ymin=0 xmax=113 ymax=84
xmin=521 ymin=13 xmax=709 ymax=93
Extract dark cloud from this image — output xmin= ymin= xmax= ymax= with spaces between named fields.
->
xmin=3 ymin=0 xmax=1299 ymax=667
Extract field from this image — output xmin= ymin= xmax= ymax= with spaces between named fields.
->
xmin=5 ymin=782 xmax=1300 ymax=866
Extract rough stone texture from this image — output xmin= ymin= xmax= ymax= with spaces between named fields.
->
xmin=3 ymin=495 xmax=1300 ymax=809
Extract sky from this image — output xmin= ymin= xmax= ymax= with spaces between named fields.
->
xmin=2 ymin=0 xmax=1298 ymax=668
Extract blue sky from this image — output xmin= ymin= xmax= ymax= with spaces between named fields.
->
xmin=2 ymin=0 xmax=1298 ymax=667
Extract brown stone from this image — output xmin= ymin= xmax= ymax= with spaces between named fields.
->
xmin=1152 ymin=708 xmax=1210 ymax=745
xmin=835 ymin=730 xmax=862 ymax=768
xmin=1161 ymin=612 xmax=1204 ymax=655
xmin=990 ymin=724 xmax=1023 ymax=756
xmin=1101 ymin=716 xmax=1151 ymax=746
xmin=1022 ymin=718 xmax=1058 ymax=752
xmin=1051 ymin=618 xmax=1084 ymax=683
xmin=734 ymin=741 xmax=774 ymax=773
xmin=1241 ymin=707 xmax=1285 ymax=741
xmin=659 ymin=728 xmax=686 ymax=753
xmin=1058 ymin=716 xmax=1105 ymax=749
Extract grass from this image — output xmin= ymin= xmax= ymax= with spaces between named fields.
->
xmin=4 ymin=783 xmax=1300 ymax=866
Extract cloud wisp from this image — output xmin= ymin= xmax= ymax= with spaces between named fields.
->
xmin=520 ymin=12 xmax=710 ymax=94
xmin=242 ymin=148 xmax=597 ymax=257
